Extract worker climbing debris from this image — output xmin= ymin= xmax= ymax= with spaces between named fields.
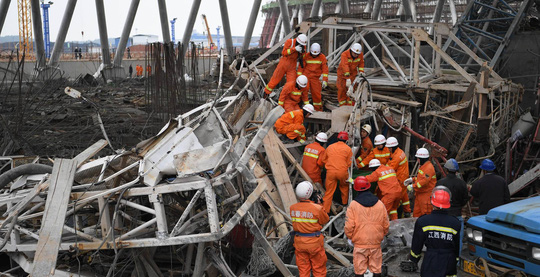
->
xmin=302 ymin=132 xmax=327 ymax=185
xmin=264 ymin=33 xmax=307 ymax=95
xmin=298 ymin=43 xmax=329 ymax=111
xmin=277 ymin=75 xmax=310 ymax=112
xmin=386 ymin=137 xmax=411 ymax=218
xmin=337 ymin=43 xmax=364 ymax=106
xmin=274 ymin=104 xmax=315 ymax=143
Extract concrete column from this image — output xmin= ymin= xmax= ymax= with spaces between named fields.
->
xmin=432 ymin=0 xmax=445 ymax=23
xmin=218 ymin=0 xmax=234 ymax=62
xmin=269 ymin=13 xmax=282 ymax=46
xmin=402 ymin=0 xmax=414 ymax=21
xmin=371 ymin=0 xmax=383 ymax=20
xmin=242 ymin=0 xmax=262 ymax=53
xmin=157 ymin=0 xmax=171 ymax=43
xmin=30 ymin=0 xmax=45 ymax=67
xmin=48 ymin=0 xmax=77 ymax=67
xmin=449 ymin=0 xmax=457 ymax=25
xmin=310 ymin=0 xmax=322 ymax=18
xmin=364 ymin=0 xmax=374 ymax=13
xmin=277 ymin=0 xmax=291 ymax=34
xmin=0 ymin=0 xmax=11 ymax=35
xmin=113 ymin=0 xmax=139 ymax=67
xmin=181 ymin=0 xmax=202 ymax=56
xmin=95 ymin=0 xmax=111 ymax=66
xmin=339 ymin=0 xmax=350 ymax=14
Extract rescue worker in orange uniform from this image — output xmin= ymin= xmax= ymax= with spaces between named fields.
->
xmin=317 ymin=131 xmax=353 ymax=213
xmin=290 ymin=181 xmax=330 ymax=277
xmin=386 ymin=137 xmax=412 ymax=218
xmin=365 ymin=159 xmax=402 ymax=220
xmin=297 ymin=43 xmax=329 ymax=111
xmin=345 ymin=176 xmax=389 ymax=277
xmin=404 ymin=148 xmax=437 ymax=217
xmin=274 ymin=104 xmax=315 ymax=143
xmin=264 ymin=34 xmax=308 ymax=95
xmin=357 ymin=134 xmax=390 ymax=169
xmin=146 ymin=64 xmax=152 ymax=76
xmin=278 ymin=75 xmax=310 ymax=112
xmin=356 ymin=124 xmax=373 ymax=167
xmin=302 ymin=133 xmax=327 ymax=185
xmin=337 ymin=43 xmax=365 ymax=106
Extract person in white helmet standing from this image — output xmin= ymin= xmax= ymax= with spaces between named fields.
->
xmin=337 ymin=43 xmax=365 ymax=106
xmin=302 ymin=132 xmax=327 ymax=185
xmin=404 ymin=148 xmax=437 ymax=217
xmin=297 ymin=43 xmax=329 ymax=111
xmin=355 ymin=124 xmax=373 ymax=168
xmin=290 ymin=181 xmax=330 ymax=277
xmin=264 ymin=33 xmax=308 ymax=95
xmin=386 ymin=137 xmax=412 ymax=218
xmin=277 ymin=75 xmax=311 ymax=112
xmin=357 ymin=134 xmax=390 ymax=169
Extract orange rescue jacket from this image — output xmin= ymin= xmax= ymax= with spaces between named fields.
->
xmin=337 ymin=50 xmax=365 ymax=79
xmin=318 ymin=141 xmax=352 ymax=172
xmin=290 ymin=200 xmax=329 ymax=250
xmin=345 ymin=198 xmax=389 ymax=248
xmin=412 ymin=161 xmax=437 ymax=193
xmin=365 ymin=165 xmax=402 ymax=195
xmin=302 ymin=142 xmax=325 ymax=182
xmin=278 ymin=81 xmax=310 ymax=107
xmin=357 ymin=136 xmax=373 ymax=165
xmin=298 ymin=53 xmax=329 ymax=81
xmin=281 ymin=38 xmax=301 ymax=62
xmin=387 ymin=147 xmax=409 ymax=184
xmin=358 ymin=147 xmax=391 ymax=168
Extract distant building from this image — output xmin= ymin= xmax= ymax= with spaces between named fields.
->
xmin=132 ymin=34 xmax=159 ymax=46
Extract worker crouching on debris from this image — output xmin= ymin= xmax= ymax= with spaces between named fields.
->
xmin=298 ymin=43 xmax=329 ymax=111
xmin=404 ymin=148 xmax=437 ymax=217
xmin=365 ymin=159 xmax=402 ymax=220
xmin=290 ymin=181 xmax=330 ymax=277
xmin=264 ymin=33 xmax=308 ymax=95
xmin=357 ymin=134 xmax=390 ymax=169
xmin=302 ymin=133 xmax=327 ymax=185
xmin=337 ymin=43 xmax=365 ymax=106
xmin=405 ymin=186 xmax=460 ymax=277
xmin=274 ymin=104 xmax=315 ymax=143
xmin=345 ymin=176 xmax=389 ymax=277
xmin=318 ymin=131 xmax=353 ymax=213
xmin=278 ymin=75 xmax=310 ymax=112
xmin=386 ymin=137 xmax=411 ymax=218
xmin=470 ymin=158 xmax=509 ymax=215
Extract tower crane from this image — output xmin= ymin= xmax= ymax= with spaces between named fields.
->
xmin=201 ymin=14 xmax=214 ymax=50
xmin=17 ymin=0 xmax=33 ymax=56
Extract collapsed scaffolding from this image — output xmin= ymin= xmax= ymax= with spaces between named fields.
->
xmin=0 ymin=17 xmax=529 ymax=276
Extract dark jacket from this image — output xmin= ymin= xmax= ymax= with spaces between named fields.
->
xmin=353 ymin=190 xmax=378 ymax=207
xmin=410 ymin=209 xmax=461 ymax=277
xmin=436 ymin=173 xmax=470 ymax=216
xmin=470 ymin=173 xmax=510 ymax=215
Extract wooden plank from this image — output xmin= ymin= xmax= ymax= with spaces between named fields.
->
xmin=263 ymin=131 xmax=297 ymax=214
xmin=509 ymin=163 xmax=540 ymax=195
xmin=456 ymin=128 xmax=474 ymax=161
xmin=371 ymin=93 xmax=422 ymax=107
xmin=73 ymin=139 xmax=108 ymax=168
xmin=324 ymin=243 xmax=351 ymax=267
xmin=32 ymin=159 xmax=77 ymax=277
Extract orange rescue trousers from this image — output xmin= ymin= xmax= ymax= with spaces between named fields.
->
xmin=323 ymin=170 xmax=349 ymax=213
xmin=413 ymin=191 xmax=432 ymax=217
xmin=353 ymin=247 xmax=383 ymax=275
xmin=296 ymin=246 xmax=327 ymax=277
xmin=336 ymin=76 xmax=354 ymax=106
xmin=307 ymin=76 xmax=323 ymax=111
xmin=380 ymin=192 xmax=402 ymax=220
xmin=400 ymin=187 xmax=411 ymax=214
xmin=265 ymin=62 xmax=297 ymax=94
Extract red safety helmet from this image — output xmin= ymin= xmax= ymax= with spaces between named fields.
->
xmin=337 ymin=131 xmax=349 ymax=141
xmin=354 ymin=176 xmax=370 ymax=191
xmin=430 ymin=186 xmax=451 ymax=209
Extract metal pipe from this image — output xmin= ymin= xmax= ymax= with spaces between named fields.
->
xmin=119 ymin=199 xmax=156 ymax=215
xmin=113 ymin=0 xmax=140 ymax=67
xmin=448 ymin=0 xmax=457 ymax=25
xmin=30 ymin=0 xmax=45 ymax=68
xmin=402 ymin=0 xmax=413 ymax=21
xmin=277 ymin=0 xmax=291 ymax=34
xmin=156 ymin=0 xmax=171 ymax=43
xmin=118 ymin=218 xmax=157 ymax=240
xmin=95 ymin=0 xmax=111 ymax=66
xmin=372 ymin=0 xmax=383 ymax=20
xmin=432 ymin=0 xmax=445 ymax=24
xmin=310 ymin=0 xmax=323 ymax=18
xmin=181 ymin=0 xmax=202 ymax=57
xmin=339 ymin=0 xmax=350 ymax=14
xmin=0 ymin=0 xmax=10 ymax=35
xmin=48 ymin=0 xmax=77 ymax=67
xmin=170 ymin=189 xmax=203 ymax=237
xmin=242 ymin=0 xmax=262 ymax=53
xmin=218 ymin=0 xmax=235 ymax=63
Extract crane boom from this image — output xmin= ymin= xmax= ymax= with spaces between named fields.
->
xmin=17 ymin=0 xmax=33 ymax=56
xmin=201 ymin=14 xmax=214 ymax=48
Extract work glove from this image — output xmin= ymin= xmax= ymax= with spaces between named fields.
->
xmin=299 ymin=139 xmax=306 ymax=144
xmin=295 ymin=45 xmax=303 ymax=53
xmin=347 ymin=177 xmax=354 ymax=184
xmin=404 ymin=177 xmax=413 ymax=186
xmin=269 ymin=91 xmax=276 ymax=99
xmin=322 ymin=81 xmax=327 ymax=89
xmin=407 ymin=184 xmax=413 ymax=192
xmin=347 ymin=239 xmax=353 ymax=247
xmin=346 ymin=79 xmax=352 ymax=88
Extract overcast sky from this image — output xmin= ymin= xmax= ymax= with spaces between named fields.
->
xmin=2 ymin=0 xmax=271 ymax=41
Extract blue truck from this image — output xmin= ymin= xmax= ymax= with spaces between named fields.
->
xmin=465 ymin=196 xmax=540 ymax=275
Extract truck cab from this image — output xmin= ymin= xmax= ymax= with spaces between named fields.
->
xmin=465 ymin=196 xmax=540 ymax=275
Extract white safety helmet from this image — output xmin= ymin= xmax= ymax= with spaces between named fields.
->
xmin=296 ymin=75 xmax=308 ymax=88
xmin=296 ymin=181 xmax=313 ymax=200
xmin=386 ymin=137 xmax=398 ymax=148
xmin=369 ymin=159 xmax=381 ymax=168
xmin=296 ymin=34 xmax=308 ymax=46
xmin=303 ymin=104 xmax=316 ymax=114
xmin=351 ymin=43 xmax=362 ymax=54
xmin=361 ymin=124 xmax=372 ymax=135
xmin=415 ymin=148 xmax=430 ymax=158
xmin=315 ymin=132 xmax=328 ymax=143
xmin=310 ymin=43 xmax=321 ymax=55
xmin=374 ymin=134 xmax=386 ymax=146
